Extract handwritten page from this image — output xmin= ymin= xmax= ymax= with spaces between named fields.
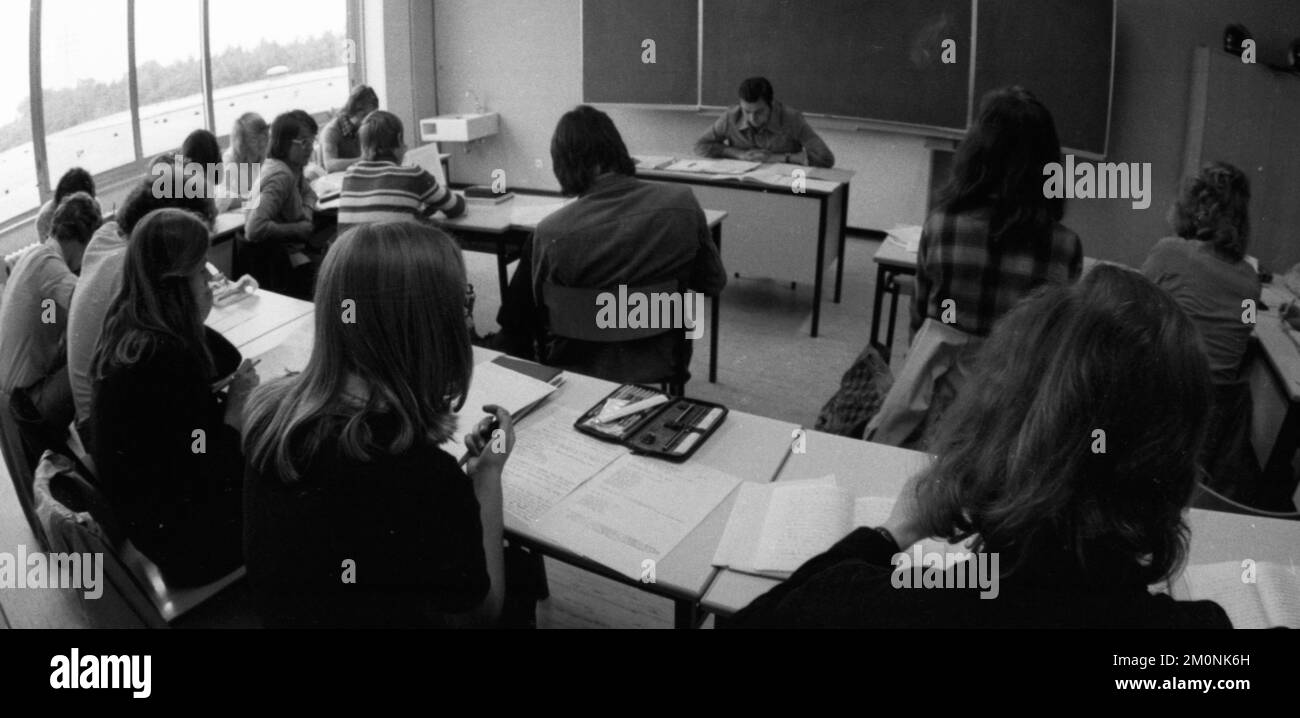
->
xmin=751 ymin=481 xmax=853 ymax=575
xmin=633 ymin=155 xmax=676 ymax=170
xmin=439 ymin=360 xmax=557 ymax=458
xmin=502 ymin=405 xmax=627 ymax=523
xmin=533 ymin=454 xmax=742 ymax=580
xmin=1180 ymin=560 xmax=1300 ymax=629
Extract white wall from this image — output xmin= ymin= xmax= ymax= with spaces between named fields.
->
xmin=431 ymin=0 xmax=931 ymax=231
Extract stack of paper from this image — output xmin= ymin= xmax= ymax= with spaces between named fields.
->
xmin=886 ymin=225 xmax=923 ymax=254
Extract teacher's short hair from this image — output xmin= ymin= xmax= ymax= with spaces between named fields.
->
xmin=738 ymin=77 xmax=774 ymax=106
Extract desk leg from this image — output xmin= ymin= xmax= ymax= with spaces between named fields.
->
xmin=885 ymin=274 xmax=900 ymax=359
xmin=1262 ymin=402 xmax=1300 ymax=506
xmin=870 ymin=263 xmax=887 ymax=351
xmin=834 ymin=186 xmax=848 ymax=303
xmin=710 ymin=223 xmax=722 ymax=383
xmin=674 ymin=599 xmax=699 ymax=629
xmin=811 ymin=199 xmax=828 ymax=337
xmin=495 ymin=235 xmax=510 ymax=300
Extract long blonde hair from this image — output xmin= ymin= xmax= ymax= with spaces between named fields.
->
xmin=242 ymin=221 xmax=473 ymax=482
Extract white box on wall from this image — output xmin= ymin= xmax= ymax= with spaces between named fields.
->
xmin=419 ymin=113 xmax=499 ymax=143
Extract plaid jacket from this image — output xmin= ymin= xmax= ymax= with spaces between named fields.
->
xmin=911 ymin=208 xmax=1082 ymax=337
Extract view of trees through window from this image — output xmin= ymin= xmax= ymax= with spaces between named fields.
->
xmin=0 ymin=0 xmax=346 ymax=228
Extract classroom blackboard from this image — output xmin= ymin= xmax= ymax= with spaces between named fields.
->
xmin=974 ymin=0 xmax=1114 ymax=155
xmin=700 ymin=0 xmax=972 ymax=130
xmin=582 ymin=0 xmax=699 ymax=105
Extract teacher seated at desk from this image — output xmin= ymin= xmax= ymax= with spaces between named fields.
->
xmin=694 ymin=76 xmax=835 ymax=168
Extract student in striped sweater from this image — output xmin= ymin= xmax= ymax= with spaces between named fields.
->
xmin=337 ymin=111 xmax=465 ymax=234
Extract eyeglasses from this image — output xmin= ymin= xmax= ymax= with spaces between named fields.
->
xmin=292 ymin=136 xmax=316 ymax=148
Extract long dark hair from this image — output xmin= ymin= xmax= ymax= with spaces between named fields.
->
xmin=92 ymin=209 xmax=215 ymax=380
xmin=550 ymin=105 xmax=636 ymax=196
xmin=909 ymin=265 xmax=1213 ymax=585
xmin=938 ymin=86 xmax=1065 ymax=240
xmin=53 ymin=167 xmax=95 ymax=206
xmin=242 ymin=222 xmax=473 ymax=483
xmin=1171 ymin=161 xmax=1251 ymax=262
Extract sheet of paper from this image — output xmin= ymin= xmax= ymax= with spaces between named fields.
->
xmin=1180 ymin=560 xmax=1300 ymax=629
xmin=663 ymin=158 xmax=760 ymax=174
xmin=246 ymin=318 xmax=315 ymax=381
xmin=633 ymin=155 xmax=676 ymax=170
xmin=751 ymin=481 xmax=853 ymax=575
xmin=533 ymin=454 xmax=742 ymax=580
xmin=852 ymin=496 xmax=896 ymax=528
xmin=502 ymin=405 xmax=627 ymax=523
xmin=510 ymin=201 xmax=568 ymax=227
xmin=438 ymin=360 xmax=558 ymax=457
xmin=887 ymin=225 xmax=923 ymax=253
xmin=713 ymin=476 xmax=837 ymax=570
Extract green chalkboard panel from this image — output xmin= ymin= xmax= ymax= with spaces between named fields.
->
xmin=701 ymin=0 xmax=972 ymax=130
xmin=583 ymin=0 xmax=699 ymax=105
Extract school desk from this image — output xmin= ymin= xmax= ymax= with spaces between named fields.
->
xmin=440 ymin=194 xmax=729 ymax=383
xmin=698 ymin=428 xmax=1300 ymax=622
xmin=481 ymin=345 xmax=797 ymax=629
xmin=636 ymin=158 xmax=854 ymax=338
xmin=205 ymin=288 xmax=313 ymax=358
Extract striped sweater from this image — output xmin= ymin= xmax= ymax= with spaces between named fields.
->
xmin=337 ymin=160 xmax=465 ymax=233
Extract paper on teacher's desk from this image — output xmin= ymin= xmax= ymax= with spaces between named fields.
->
xmin=437 ymin=360 xmax=558 ymax=457
xmin=664 ymin=158 xmax=760 ymax=174
xmin=1178 ymin=560 xmax=1300 ymax=629
xmin=510 ymin=201 xmax=570 ymax=227
xmin=502 ymin=404 xmax=628 ymax=524
xmin=532 ymin=454 xmax=742 ymax=580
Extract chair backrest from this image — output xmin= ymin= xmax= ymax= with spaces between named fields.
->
xmin=32 ymin=451 xmax=168 ymax=628
xmin=541 ymin=279 xmax=683 ymax=343
xmin=1191 ymin=481 xmax=1300 ymax=520
xmin=0 ymin=389 xmax=47 ymax=550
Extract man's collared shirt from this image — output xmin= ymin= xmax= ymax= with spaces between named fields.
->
xmin=695 ymin=100 xmax=835 ymax=168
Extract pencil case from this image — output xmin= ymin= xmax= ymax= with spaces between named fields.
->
xmin=574 ymin=384 xmax=728 ymax=462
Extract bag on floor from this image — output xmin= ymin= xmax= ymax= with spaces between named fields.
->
xmin=814 ymin=343 xmax=894 ymax=438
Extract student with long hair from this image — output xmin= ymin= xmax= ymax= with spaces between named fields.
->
xmin=67 ymin=168 xmax=217 ymax=439
xmin=35 ymin=167 xmax=96 ymax=241
xmin=242 ymin=222 xmax=513 ymax=627
xmin=321 ymin=84 xmax=379 ymax=172
xmin=222 ymin=112 xmax=270 ymax=202
xmin=90 ymin=208 xmax=257 ymax=587
xmin=731 ymin=266 xmax=1231 ymax=628
xmin=246 ymin=110 xmax=323 ymax=298
xmin=912 ymin=86 xmax=1083 ymax=337
xmin=1142 ymin=161 xmax=1262 ymax=501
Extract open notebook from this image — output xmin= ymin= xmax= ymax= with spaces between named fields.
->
xmin=1173 ymin=560 xmax=1300 ymax=629
xmin=713 ymin=476 xmax=971 ymax=579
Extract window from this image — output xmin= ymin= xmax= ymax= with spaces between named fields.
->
xmin=0 ymin=3 xmax=38 ymax=226
xmin=209 ymin=0 xmax=349 ymax=137
xmin=40 ymin=0 xmax=134 ymax=181
xmin=135 ymin=0 xmax=205 ymax=159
